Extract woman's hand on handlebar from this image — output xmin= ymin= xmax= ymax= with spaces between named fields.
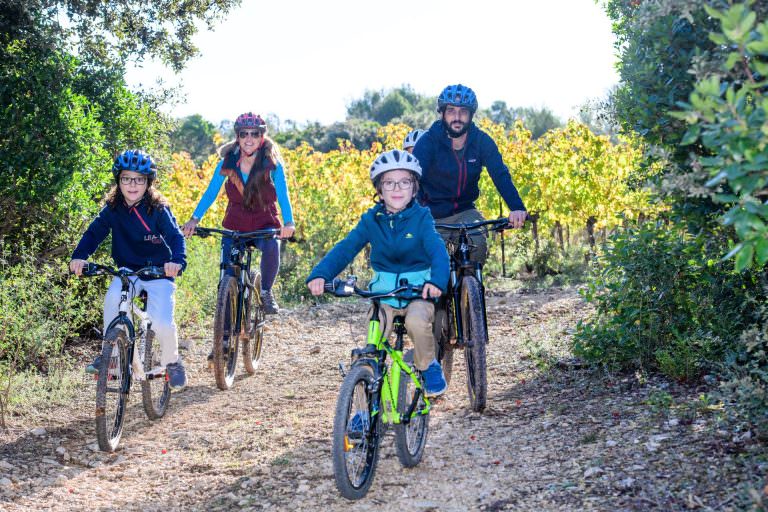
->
xmin=307 ymin=277 xmax=325 ymax=296
xmin=69 ymin=259 xmax=87 ymax=276
xmin=280 ymin=225 xmax=295 ymax=239
xmin=181 ymin=218 xmax=199 ymax=238
xmin=508 ymin=210 xmax=527 ymax=229
xmin=422 ymin=283 xmax=442 ymax=300
xmin=164 ymin=262 xmax=182 ymax=278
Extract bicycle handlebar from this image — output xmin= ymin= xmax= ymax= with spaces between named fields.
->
xmin=323 ymin=276 xmax=424 ymax=301
xmin=434 ymin=216 xmax=515 ymax=232
xmin=80 ymin=262 xmax=167 ymax=279
xmin=194 ymin=226 xmax=296 ymax=242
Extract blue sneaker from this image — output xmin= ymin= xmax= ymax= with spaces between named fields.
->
xmin=166 ymin=361 xmax=187 ymax=390
xmin=422 ymin=360 xmax=447 ymax=397
xmin=85 ymin=355 xmax=102 ymax=375
xmin=347 ymin=411 xmax=370 ymax=439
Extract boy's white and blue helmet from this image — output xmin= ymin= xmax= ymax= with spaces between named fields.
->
xmin=403 ymin=129 xmax=427 ymax=150
xmin=370 ymin=149 xmax=422 ymax=183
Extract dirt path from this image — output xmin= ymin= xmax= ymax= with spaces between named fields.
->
xmin=0 ymin=287 xmax=763 ymax=511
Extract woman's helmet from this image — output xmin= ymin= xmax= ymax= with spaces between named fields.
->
xmin=234 ymin=112 xmax=267 ymax=133
xmin=437 ymin=84 xmax=478 ymax=113
xmin=111 ymin=149 xmax=156 ymax=179
xmin=403 ymin=129 xmax=427 ymax=150
xmin=370 ymin=149 xmax=422 ymax=183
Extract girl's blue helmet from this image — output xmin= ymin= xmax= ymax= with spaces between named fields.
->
xmin=437 ymin=84 xmax=478 ymax=113
xmin=111 ymin=149 xmax=156 ymax=179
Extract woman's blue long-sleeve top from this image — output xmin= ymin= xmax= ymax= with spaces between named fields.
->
xmin=191 ymin=159 xmax=294 ymax=224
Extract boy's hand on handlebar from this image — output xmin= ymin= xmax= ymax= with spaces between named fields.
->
xmin=508 ymin=210 xmax=527 ymax=229
xmin=181 ymin=218 xmax=199 ymax=238
xmin=69 ymin=259 xmax=87 ymax=276
xmin=280 ymin=225 xmax=295 ymax=239
xmin=422 ymin=283 xmax=442 ymax=300
xmin=164 ymin=262 xmax=182 ymax=278
xmin=307 ymin=277 xmax=325 ymax=296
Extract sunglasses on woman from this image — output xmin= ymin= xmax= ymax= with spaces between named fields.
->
xmin=239 ymin=130 xmax=263 ymax=139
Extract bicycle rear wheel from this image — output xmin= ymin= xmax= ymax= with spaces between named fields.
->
xmin=141 ymin=329 xmax=170 ymax=420
xmin=394 ymin=350 xmax=429 ymax=467
xmin=95 ymin=328 xmax=129 ymax=452
xmin=460 ymin=276 xmax=487 ymax=412
xmin=433 ymin=306 xmax=454 ymax=386
xmin=213 ymin=276 xmax=240 ymax=390
xmin=243 ymin=271 xmax=264 ymax=374
xmin=332 ymin=364 xmax=381 ymax=500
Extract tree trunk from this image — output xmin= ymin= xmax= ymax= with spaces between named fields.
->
xmin=586 ymin=216 xmax=597 ymax=250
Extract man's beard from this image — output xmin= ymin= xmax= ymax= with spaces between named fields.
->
xmin=445 ymin=120 xmax=469 ymax=138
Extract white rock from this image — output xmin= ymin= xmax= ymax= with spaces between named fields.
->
xmin=667 ymin=418 xmax=679 ymax=427
xmin=41 ymin=458 xmax=60 ymax=465
xmin=584 ymin=467 xmax=604 ymax=478
xmin=240 ymin=451 xmax=257 ymax=460
xmin=297 ymin=484 xmax=310 ymax=493
xmin=616 ymin=477 xmax=635 ymax=490
xmin=0 ymin=477 xmax=11 ymax=487
xmin=55 ymin=447 xmax=67 ymax=456
xmin=87 ymin=443 xmax=100 ymax=452
xmin=0 ymin=460 xmax=14 ymax=471
xmin=31 ymin=427 xmax=47 ymax=437
xmin=54 ymin=474 xmax=68 ymax=487
xmin=605 ymin=439 xmax=618 ymax=447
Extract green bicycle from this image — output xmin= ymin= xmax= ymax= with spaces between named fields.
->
xmin=325 ymin=276 xmax=432 ymax=500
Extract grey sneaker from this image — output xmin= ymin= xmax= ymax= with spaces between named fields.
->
xmin=261 ymin=289 xmax=279 ymax=315
xmin=166 ymin=361 xmax=187 ymax=390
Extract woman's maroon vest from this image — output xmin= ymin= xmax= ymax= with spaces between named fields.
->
xmin=221 ymin=149 xmax=281 ymax=231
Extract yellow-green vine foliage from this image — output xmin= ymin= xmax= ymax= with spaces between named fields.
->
xmin=163 ymin=121 xmax=657 ymax=301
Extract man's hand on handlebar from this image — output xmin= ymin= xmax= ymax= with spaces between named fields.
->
xmin=507 ymin=210 xmax=527 ymax=229
xmin=164 ymin=262 xmax=182 ymax=278
xmin=307 ymin=277 xmax=325 ymax=296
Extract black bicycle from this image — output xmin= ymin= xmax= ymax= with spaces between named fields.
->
xmin=80 ymin=263 xmax=171 ymax=452
xmin=194 ymin=226 xmax=283 ymax=390
xmin=433 ymin=217 xmax=510 ymax=412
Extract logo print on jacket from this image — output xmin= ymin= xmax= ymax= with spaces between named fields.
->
xmin=144 ymin=234 xmax=163 ymax=245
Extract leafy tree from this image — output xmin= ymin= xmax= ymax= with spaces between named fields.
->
xmin=2 ymin=0 xmax=241 ymax=71
xmin=171 ymin=114 xmax=218 ymax=166
xmin=480 ymin=102 xmax=562 ymax=139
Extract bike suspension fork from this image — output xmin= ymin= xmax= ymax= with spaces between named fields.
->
xmin=476 ymin=265 xmax=489 ymax=344
xmin=450 ymin=263 xmax=464 ymax=345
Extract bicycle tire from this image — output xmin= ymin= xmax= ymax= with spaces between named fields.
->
xmin=213 ymin=276 xmax=240 ymax=390
xmin=243 ymin=271 xmax=264 ymax=374
xmin=433 ymin=307 xmax=454 ymax=386
xmin=141 ymin=329 xmax=170 ymax=420
xmin=332 ymin=364 xmax=381 ymax=500
xmin=95 ymin=328 xmax=129 ymax=452
xmin=394 ymin=349 xmax=429 ymax=467
xmin=460 ymin=276 xmax=487 ymax=412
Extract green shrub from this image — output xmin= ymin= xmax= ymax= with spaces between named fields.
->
xmin=175 ymin=236 xmax=220 ymax=332
xmin=573 ymin=222 xmax=763 ymax=379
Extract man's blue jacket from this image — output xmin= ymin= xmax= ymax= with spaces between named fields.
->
xmin=413 ymin=120 xmax=526 ymax=219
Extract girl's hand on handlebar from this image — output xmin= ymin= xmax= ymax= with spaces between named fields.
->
xmin=307 ymin=277 xmax=325 ymax=296
xmin=422 ymin=283 xmax=442 ymax=300
xmin=69 ymin=259 xmax=87 ymax=276
xmin=280 ymin=225 xmax=295 ymax=239
xmin=164 ymin=262 xmax=182 ymax=278
xmin=508 ymin=210 xmax=527 ymax=229
xmin=181 ymin=218 xmax=199 ymax=238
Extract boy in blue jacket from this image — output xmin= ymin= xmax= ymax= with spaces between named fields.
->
xmin=307 ymin=149 xmax=450 ymax=396
xmin=70 ymin=150 xmax=188 ymax=389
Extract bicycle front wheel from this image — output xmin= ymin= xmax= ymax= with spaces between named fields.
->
xmin=213 ymin=276 xmax=240 ymax=390
xmin=332 ymin=365 xmax=381 ymax=500
xmin=141 ymin=329 xmax=170 ymax=420
xmin=394 ymin=349 xmax=429 ymax=467
xmin=461 ymin=276 xmax=487 ymax=412
xmin=95 ymin=328 xmax=129 ymax=452
xmin=242 ymin=271 xmax=264 ymax=374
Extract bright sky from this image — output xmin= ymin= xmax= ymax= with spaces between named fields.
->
xmin=125 ymin=0 xmax=619 ymax=127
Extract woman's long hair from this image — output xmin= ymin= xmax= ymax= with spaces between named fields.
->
xmin=106 ymin=178 xmax=168 ymax=213
xmin=219 ymin=136 xmax=283 ymax=211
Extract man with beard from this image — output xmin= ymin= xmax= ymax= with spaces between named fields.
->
xmin=412 ymin=84 xmax=527 ymax=263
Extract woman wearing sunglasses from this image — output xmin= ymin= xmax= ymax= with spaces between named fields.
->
xmin=181 ymin=112 xmax=295 ymax=316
